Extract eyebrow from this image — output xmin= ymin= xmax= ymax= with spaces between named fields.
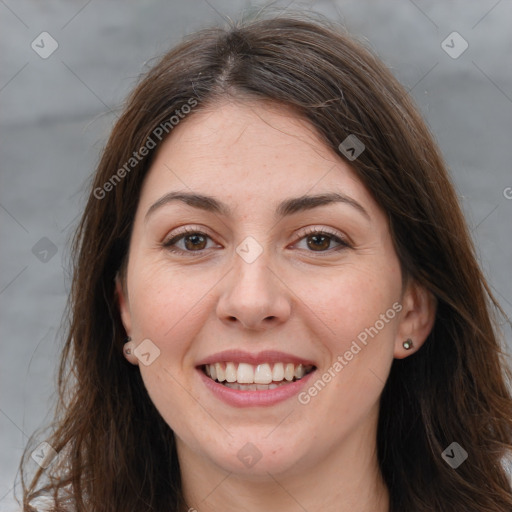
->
xmin=145 ymin=191 xmax=370 ymax=222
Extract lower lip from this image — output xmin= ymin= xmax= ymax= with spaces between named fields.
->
xmin=197 ymin=368 xmax=317 ymax=407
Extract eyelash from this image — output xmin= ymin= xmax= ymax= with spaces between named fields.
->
xmin=162 ymin=226 xmax=351 ymax=256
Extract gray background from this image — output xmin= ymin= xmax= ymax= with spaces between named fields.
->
xmin=1 ymin=0 xmax=511 ymax=509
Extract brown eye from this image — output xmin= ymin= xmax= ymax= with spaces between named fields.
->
xmin=293 ymin=229 xmax=349 ymax=254
xmin=306 ymin=234 xmax=332 ymax=251
xmin=183 ymin=233 xmax=207 ymax=251
xmin=163 ymin=230 xmax=217 ymax=254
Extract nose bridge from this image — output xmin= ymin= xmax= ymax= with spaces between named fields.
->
xmin=216 ymin=236 xmax=291 ymax=329
xmin=232 ymin=232 xmax=273 ymax=290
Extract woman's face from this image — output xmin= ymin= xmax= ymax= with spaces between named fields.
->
xmin=118 ymin=99 xmax=427 ymax=478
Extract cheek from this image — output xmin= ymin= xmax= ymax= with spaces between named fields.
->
xmin=126 ymin=264 xmax=211 ymax=433
xmin=295 ymin=261 xmax=401 ymax=347
xmin=122 ymin=253 xmax=215 ymax=434
xmin=127 ymin=262 xmax=215 ymax=358
xmin=312 ymin=262 xmax=400 ymax=403
xmin=294 ymin=267 xmax=399 ymax=432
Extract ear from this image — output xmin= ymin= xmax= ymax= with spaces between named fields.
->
xmin=394 ymin=280 xmax=437 ymax=359
xmin=115 ymin=274 xmax=139 ymax=366
xmin=115 ymin=273 xmax=132 ymax=335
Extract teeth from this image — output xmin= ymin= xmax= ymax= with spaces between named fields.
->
xmin=224 ymin=382 xmax=285 ymax=391
xmin=294 ymin=364 xmax=305 ymax=379
xmin=225 ymin=362 xmax=237 ymax=383
xmin=272 ymin=362 xmax=284 ymax=381
xmin=284 ymin=363 xmax=295 ymax=381
xmin=215 ymin=362 xmax=225 ymax=382
xmin=254 ymin=363 xmax=272 ymax=384
xmin=237 ymin=363 xmax=254 ymax=384
xmin=203 ymin=361 xmax=314 ymax=385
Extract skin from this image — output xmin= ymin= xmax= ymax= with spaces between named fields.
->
xmin=117 ymin=98 xmax=436 ymax=512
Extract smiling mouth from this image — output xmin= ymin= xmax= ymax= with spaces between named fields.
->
xmin=201 ymin=362 xmax=316 ymax=391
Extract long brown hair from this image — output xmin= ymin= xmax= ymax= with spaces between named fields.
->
xmin=20 ymin=12 xmax=512 ymax=512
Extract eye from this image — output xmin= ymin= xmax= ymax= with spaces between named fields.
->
xmin=162 ymin=226 xmax=349 ymax=255
xmin=162 ymin=228 xmax=219 ymax=254
xmin=293 ymin=227 xmax=350 ymax=253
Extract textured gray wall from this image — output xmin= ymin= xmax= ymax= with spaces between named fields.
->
xmin=1 ymin=1 xmax=511 ymax=509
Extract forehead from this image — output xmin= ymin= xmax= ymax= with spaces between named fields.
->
xmin=138 ymin=99 xmax=380 ymax=219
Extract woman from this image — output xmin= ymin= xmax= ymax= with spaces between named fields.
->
xmin=20 ymin=12 xmax=512 ymax=512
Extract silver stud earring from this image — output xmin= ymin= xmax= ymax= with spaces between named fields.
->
xmin=124 ymin=336 xmax=132 ymax=354
xmin=403 ymin=338 xmax=413 ymax=350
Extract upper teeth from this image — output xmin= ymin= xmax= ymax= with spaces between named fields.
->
xmin=204 ymin=362 xmax=313 ymax=384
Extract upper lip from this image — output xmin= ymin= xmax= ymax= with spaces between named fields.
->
xmin=196 ymin=349 xmax=317 ymax=367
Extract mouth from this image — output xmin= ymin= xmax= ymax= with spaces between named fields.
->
xmin=200 ymin=362 xmax=316 ymax=391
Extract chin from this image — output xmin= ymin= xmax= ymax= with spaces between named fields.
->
xmin=202 ymin=434 xmax=312 ymax=477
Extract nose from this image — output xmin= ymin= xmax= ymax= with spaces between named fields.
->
xmin=216 ymin=251 xmax=292 ymax=331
